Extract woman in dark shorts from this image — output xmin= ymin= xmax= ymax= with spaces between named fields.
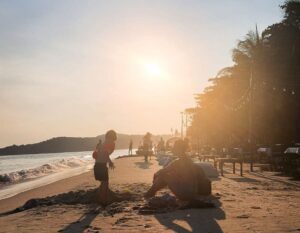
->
xmin=94 ymin=163 xmax=108 ymax=181
xmin=93 ymin=130 xmax=117 ymax=205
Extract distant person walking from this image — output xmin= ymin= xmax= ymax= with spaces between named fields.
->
xmin=92 ymin=130 xmax=117 ymax=205
xmin=157 ymin=137 xmax=165 ymax=153
xmin=143 ymin=132 xmax=152 ymax=162
xmin=96 ymin=139 xmax=102 ymax=151
xmin=128 ymin=139 xmax=133 ymax=156
xmin=93 ymin=139 xmax=102 ymax=160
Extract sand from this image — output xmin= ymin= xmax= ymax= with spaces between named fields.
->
xmin=0 ymin=156 xmax=299 ymax=233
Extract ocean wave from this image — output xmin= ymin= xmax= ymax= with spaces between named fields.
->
xmin=0 ymin=157 xmax=92 ymax=184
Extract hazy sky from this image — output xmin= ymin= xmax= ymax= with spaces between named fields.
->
xmin=0 ymin=0 xmax=284 ymax=147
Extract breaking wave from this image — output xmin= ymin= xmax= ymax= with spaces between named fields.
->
xmin=0 ymin=157 xmax=92 ymax=184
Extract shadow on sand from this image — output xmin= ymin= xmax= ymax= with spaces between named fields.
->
xmin=154 ymin=200 xmax=225 ymax=233
xmin=134 ymin=161 xmax=153 ymax=169
xmin=227 ymin=177 xmax=260 ymax=183
xmin=59 ymin=206 xmax=101 ymax=233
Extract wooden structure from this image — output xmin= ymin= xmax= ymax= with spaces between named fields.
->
xmin=198 ymin=155 xmax=219 ymax=167
xmin=215 ymin=158 xmax=243 ymax=176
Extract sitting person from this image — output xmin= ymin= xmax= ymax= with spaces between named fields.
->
xmin=144 ymin=139 xmax=211 ymax=201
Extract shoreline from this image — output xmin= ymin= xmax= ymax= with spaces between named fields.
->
xmin=0 ymin=156 xmax=160 ymax=214
xmin=0 ymin=151 xmax=135 ymax=200
xmin=0 ymin=164 xmax=93 ymax=201
xmin=0 ymin=156 xmax=299 ymax=233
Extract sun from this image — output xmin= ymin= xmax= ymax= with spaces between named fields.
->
xmin=144 ymin=63 xmax=162 ymax=77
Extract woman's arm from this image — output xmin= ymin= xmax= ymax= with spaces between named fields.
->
xmin=106 ymin=144 xmax=115 ymax=169
xmin=108 ymin=156 xmax=115 ymax=169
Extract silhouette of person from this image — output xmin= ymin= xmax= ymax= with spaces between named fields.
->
xmin=93 ymin=130 xmax=117 ymax=205
xmin=145 ymin=139 xmax=211 ymax=200
xmin=128 ymin=139 xmax=133 ymax=155
xmin=96 ymin=139 xmax=102 ymax=151
xmin=143 ymin=132 xmax=152 ymax=162
xmin=158 ymin=137 xmax=165 ymax=152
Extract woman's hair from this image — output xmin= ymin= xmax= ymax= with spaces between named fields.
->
xmin=105 ymin=130 xmax=117 ymax=141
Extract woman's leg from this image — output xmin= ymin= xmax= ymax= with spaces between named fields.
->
xmin=95 ymin=182 xmax=103 ymax=203
xmin=99 ymin=181 xmax=109 ymax=205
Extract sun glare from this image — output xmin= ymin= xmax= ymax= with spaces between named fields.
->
xmin=144 ymin=63 xmax=162 ymax=77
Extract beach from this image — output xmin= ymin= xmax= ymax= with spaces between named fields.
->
xmin=0 ymin=156 xmax=299 ymax=233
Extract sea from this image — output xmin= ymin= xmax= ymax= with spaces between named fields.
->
xmin=0 ymin=149 xmax=129 ymax=200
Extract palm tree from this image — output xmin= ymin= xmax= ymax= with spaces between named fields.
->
xmin=232 ymin=26 xmax=264 ymax=68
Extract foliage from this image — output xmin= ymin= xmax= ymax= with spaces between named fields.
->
xmin=188 ymin=0 xmax=300 ymax=149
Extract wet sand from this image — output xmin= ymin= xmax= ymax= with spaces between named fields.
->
xmin=0 ymin=156 xmax=299 ymax=233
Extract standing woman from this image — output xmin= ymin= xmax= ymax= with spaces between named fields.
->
xmin=93 ymin=130 xmax=117 ymax=205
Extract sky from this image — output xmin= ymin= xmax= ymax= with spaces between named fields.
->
xmin=0 ymin=0 xmax=284 ymax=147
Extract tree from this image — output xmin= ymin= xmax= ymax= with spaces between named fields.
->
xmin=188 ymin=0 xmax=300 ymax=149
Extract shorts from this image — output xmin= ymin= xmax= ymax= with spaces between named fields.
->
xmin=94 ymin=163 xmax=108 ymax=181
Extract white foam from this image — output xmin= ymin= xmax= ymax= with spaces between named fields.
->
xmin=0 ymin=157 xmax=90 ymax=184
xmin=0 ymin=149 xmax=129 ymax=200
xmin=0 ymin=164 xmax=93 ymax=200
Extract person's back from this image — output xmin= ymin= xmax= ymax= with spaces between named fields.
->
xmin=145 ymin=139 xmax=211 ymax=200
xmin=96 ymin=141 xmax=115 ymax=164
xmin=164 ymin=157 xmax=199 ymax=200
xmin=164 ymin=156 xmax=210 ymax=199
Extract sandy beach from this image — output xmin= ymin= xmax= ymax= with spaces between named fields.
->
xmin=0 ymin=156 xmax=299 ymax=233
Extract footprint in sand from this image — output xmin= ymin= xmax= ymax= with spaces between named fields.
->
xmin=223 ymin=199 xmax=236 ymax=202
xmin=236 ymin=214 xmax=250 ymax=218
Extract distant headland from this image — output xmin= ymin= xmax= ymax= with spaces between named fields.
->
xmin=0 ymin=134 xmax=171 ymax=156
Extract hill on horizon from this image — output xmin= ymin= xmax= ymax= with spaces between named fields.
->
xmin=0 ymin=133 xmax=172 ymax=156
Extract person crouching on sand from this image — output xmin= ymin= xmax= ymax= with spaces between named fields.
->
xmin=93 ymin=130 xmax=117 ymax=205
xmin=144 ymin=139 xmax=211 ymax=201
